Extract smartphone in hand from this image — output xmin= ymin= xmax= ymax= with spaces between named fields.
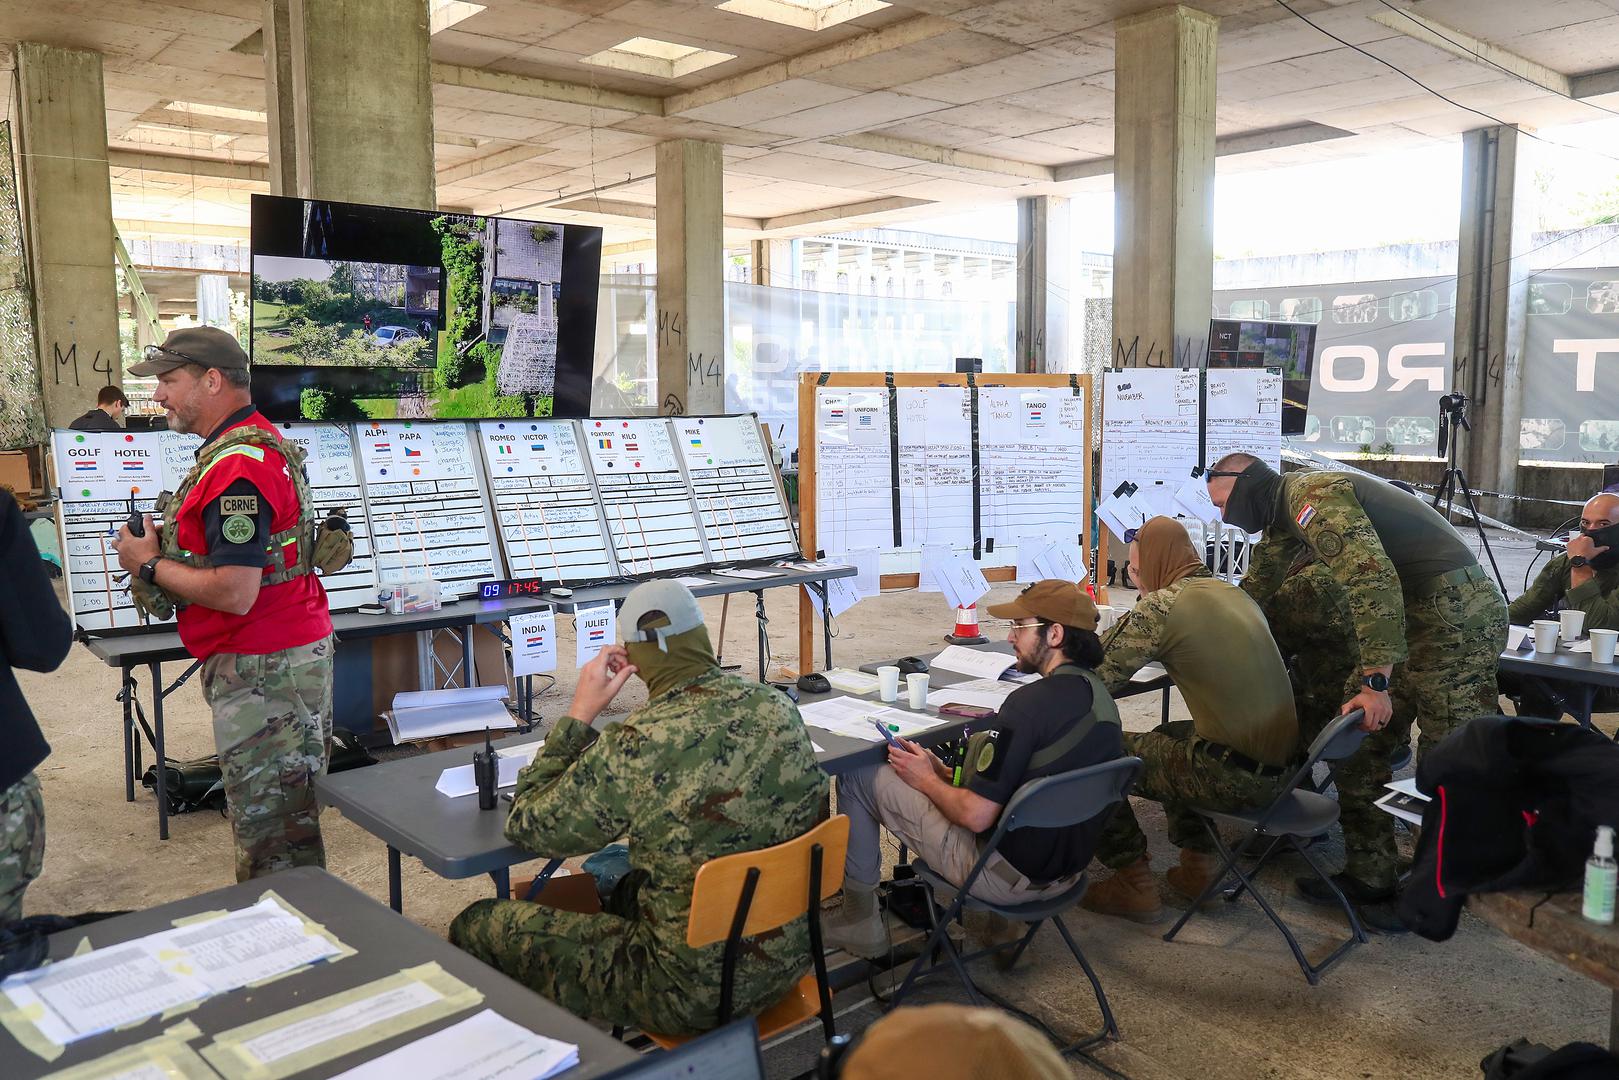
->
xmin=871 ymin=717 xmax=903 ymax=748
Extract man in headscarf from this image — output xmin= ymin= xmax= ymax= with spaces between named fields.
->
xmin=449 ymin=581 xmax=829 ymax=1036
xmin=1083 ymin=517 xmax=1299 ymax=922
xmin=1206 ymin=454 xmax=1507 ymax=929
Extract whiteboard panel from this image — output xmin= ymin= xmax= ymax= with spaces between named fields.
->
xmin=813 ymin=388 xmax=895 ymax=557
xmin=583 ymin=417 xmax=709 ymax=574
xmin=478 ymin=419 xmax=616 ymax=584
xmin=1101 ymin=369 xmax=1201 ymax=517
xmin=896 ymin=387 xmax=974 ymax=549
xmin=276 ymin=422 xmax=376 ymax=611
xmin=979 ymin=386 xmax=1089 ymax=568
xmin=671 ymin=414 xmax=798 ymax=564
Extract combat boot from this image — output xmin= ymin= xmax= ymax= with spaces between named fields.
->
xmin=1080 ymin=857 xmax=1162 ymax=923
xmin=1165 ymin=849 xmax=1222 ymax=905
xmin=822 ymin=882 xmax=888 ymax=959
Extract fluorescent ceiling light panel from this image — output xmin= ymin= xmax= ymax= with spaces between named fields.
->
xmin=430 ymin=0 xmax=487 ymax=34
xmin=580 ymin=37 xmax=736 ymax=79
xmin=162 ymin=101 xmax=267 ymax=123
xmin=716 ymin=0 xmax=889 ymax=32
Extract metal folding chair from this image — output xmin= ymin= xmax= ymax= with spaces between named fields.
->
xmin=888 ymin=756 xmax=1143 ymax=1055
xmin=1162 ymin=710 xmax=1371 ymax=985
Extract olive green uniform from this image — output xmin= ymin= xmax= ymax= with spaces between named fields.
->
xmin=1242 ymin=472 xmax=1508 ymax=890
xmin=1508 ymin=554 xmax=1619 ymax=629
xmin=1093 ymin=572 xmax=1299 ymax=868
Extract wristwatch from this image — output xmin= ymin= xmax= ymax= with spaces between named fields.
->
xmin=1361 ymin=673 xmax=1390 ymax=693
xmin=1571 ymin=555 xmax=1590 ymax=568
xmin=138 ymin=556 xmax=163 ymax=585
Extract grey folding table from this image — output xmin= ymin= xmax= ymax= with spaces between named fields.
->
xmin=80 ymin=564 xmax=855 ymax=841
xmin=1498 ymin=642 xmax=1619 ymax=730
xmin=0 ymin=867 xmax=636 ymax=1080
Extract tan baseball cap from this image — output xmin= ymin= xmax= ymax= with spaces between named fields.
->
xmin=985 ymin=578 xmax=1098 ymax=631
xmin=841 ymin=1004 xmax=1068 ymax=1080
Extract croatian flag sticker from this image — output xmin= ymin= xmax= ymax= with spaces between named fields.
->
xmin=1296 ymin=504 xmax=1316 ymax=529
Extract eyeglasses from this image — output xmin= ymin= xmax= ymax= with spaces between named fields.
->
xmin=143 ymin=343 xmax=204 ymax=366
xmin=997 ymin=619 xmax=1045 ymax=632
xmin=1201 ymin=469 xmax=1245 ymax=480
xmin=1122 ymin=528 xmax=1139 ymax=544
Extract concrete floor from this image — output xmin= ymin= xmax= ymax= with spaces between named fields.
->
xmin=15 ymin=523 xmax=1609 ymax=1078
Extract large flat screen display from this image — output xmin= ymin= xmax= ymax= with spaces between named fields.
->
xmin=1207 ymin=318 xmax=1316 ymax=435
xmin=249 ymin=194 xmax=600 ymax=422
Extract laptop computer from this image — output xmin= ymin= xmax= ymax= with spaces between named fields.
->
xmin=596 ymin=1018 xmax=765 ymax=1080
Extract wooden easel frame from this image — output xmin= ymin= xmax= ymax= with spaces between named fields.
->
xmin=795 ymin=371 xmax=1094 ymax=674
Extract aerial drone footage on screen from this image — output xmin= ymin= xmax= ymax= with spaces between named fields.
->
xmin=248 ymin=194 xmax=602 ymax=422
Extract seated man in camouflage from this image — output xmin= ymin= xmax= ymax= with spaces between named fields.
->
xmin=449 ymin=581 xmax=829 ymax=1036
xmin=1084 ymin=517 xmax=1299 ymax=922
xmin=1505 ymin=492 xmax=1619 ymax=717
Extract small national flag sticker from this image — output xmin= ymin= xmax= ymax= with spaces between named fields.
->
xmin=1296 ymin=504 xmax=1316 ymax=529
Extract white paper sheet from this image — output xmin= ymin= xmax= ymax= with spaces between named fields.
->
xmin=1173 ymin=475 xmax=1220 ymax=521
xmin=1096 ymin=491 xmax=1150 ymax=541
xmin=330 ymin=1009 xmax=578 ymax=1080
xmin=574 ymin=604 xmax=616 ymax=667
xmin=1131 ymin=662 xmax=1168 ymax=683
xmin=1032 ymin=541 xmax=1087 ymax=584
xmin=1506 ymin=624 xmax=1533 ymax=651
xmin=0 ymin=897 xmax=338 ymax=1046
xmin=435 ymin=742 xmax=543 ymax=798
xmin=927 ymin=551 xmax=990 ymax=610
xmin=386 ymin=699 xmax=516 ymax=744
xmin=925 ymin=678 xmax=1019 ymax=710
xmin=929 ymin=646 xmax=1015 ymax=681
xmin=237 ymin=981 xmax=445 ymax=1066
xmin=509 ymin=609 xmax=558 ymax=677
xmin=393 ymin=685 xmax=510 ymax=711
xmin=803 ymin=576 xmax=863 ymax=618
xmin=712 ymin=567 xmax=779 ymax=580
xmin=838 ymin=548 xmax=881 ymax=595
xmin=1566 ymin=639 xmax=1594 ymax=654
xmin=916 ymin=543 xmax=950 ymax=593
xmin=1015 ymin=535 xmax=1058 ymax=582
xmin=823 ymin=668 xmax=880 ymax=694
xmin=797 ymin=698 xmax=938 ymax=741
xmin=672 ymin=576 xmax=713 ymax=587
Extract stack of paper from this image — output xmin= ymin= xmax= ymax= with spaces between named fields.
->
xmin=435 ymin=742 xmax=543 ymax=798
xmin=386 ymin=686 xmax=515 ymax=744
xmin=823 ymin=668 xmax=880 ymax=694
xmin=925 ymin=678 xmax=1020 ymax=711
xmin=0 ymin=897 xmax=340 ymax=1047
xmin=929 ymin=645 xmax=1015 ymax=681
xmin=1374 ymin=776 xmax=1429 ymax=825
xmin=798 ymin=698 xmax=938 ymax=742
xmin=331 ymin=1010 xmax=578 ymax=1080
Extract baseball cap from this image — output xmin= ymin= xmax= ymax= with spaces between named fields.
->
xmin=985 ymin=579 xmax=1098 ymax=631
xmin=619 ymin=579 xmax=705 ymax=651
xmin=841 ymin=1004 xmax=1067 ymax=1080
xmin=129 ymin=326 xmax=249 ymax=377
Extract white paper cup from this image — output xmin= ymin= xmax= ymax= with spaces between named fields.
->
xmin=1592 ymin=628 xmax=1619 ymax=664
xmin=877 ymin=665 xmax=901 ymax=702
xmin=1561 ymin=609 xmax=1586 ymax=641
xmin=1533 ymin=619 xmax=1561 ymax=653
xmin=1096 ymin=605 xmax=1118 ymax=633
xmin=906 ymin=672 xmax=930 ymax=708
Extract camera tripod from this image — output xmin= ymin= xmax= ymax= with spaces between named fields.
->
xmin=1432 ymin=393 xmax=1506 ymax=595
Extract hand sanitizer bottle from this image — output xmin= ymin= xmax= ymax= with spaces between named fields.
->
xmin=1584 ymin=825 xmax=1616 ymax=924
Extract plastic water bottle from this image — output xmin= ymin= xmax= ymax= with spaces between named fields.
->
xmin=1583 ymin=825 xmax=1616 ymax=925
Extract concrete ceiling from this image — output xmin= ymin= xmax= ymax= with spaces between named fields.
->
xmin=5 ymin=0 xmax=1619 ymax=249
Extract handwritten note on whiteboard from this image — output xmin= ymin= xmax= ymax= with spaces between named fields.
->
xmin=815 ymin=389 xmax=895 ymax=554
xmin=979 ymin=387 xmax=1088 ymax=567
xmin=897 ymin=387 xmax=974 ymax=548
xmin=1101 ymin=369 xmax=1201 ymax=521
xmin=1205 ymin=368 xmax=1283 ymax=471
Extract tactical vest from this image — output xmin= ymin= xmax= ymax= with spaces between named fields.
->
xmin=957 ymin=664 xmax=1119 ymax=788
xmin=132 ymin=426 xmax=350 ymax=620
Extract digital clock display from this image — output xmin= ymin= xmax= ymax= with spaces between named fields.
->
xmin=479 ymin=578 xmax=548 ymax=599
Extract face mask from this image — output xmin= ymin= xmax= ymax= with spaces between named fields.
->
xmin=624 ymin=624 xmax=720 ymax=700
xmin=1219 ymin=461 xmax=1284 ymax=534
xmin=1583 ymin=521 xmax=1619 ymax=569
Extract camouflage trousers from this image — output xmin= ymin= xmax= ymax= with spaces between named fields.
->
xmin=1094 ymin=722 xmax=1285 ymax=870
xmin=0 ymin=773 xmax=44 ymax=924
xmin=203 ymin=636 xmax=334 ymax=883
xmin=1330 ymin=576 xmax=1507 ymax=889
xmin=449 ymin=899 xmax=801 ymax=1036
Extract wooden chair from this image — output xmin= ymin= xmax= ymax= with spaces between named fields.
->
xmin=644 ymin=814 xmax=850 ymax=1050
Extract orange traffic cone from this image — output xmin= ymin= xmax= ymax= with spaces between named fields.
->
xmin=947 ymin=603 xmax=988 ymax=645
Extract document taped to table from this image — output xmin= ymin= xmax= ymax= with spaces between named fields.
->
xmin=328 ymin=1009 xmax=578 ymax=1080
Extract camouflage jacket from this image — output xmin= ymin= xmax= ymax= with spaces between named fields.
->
xmin=505 ymin=669 xmax=829 ymax=984
xmin=1508 ymin=553 xmax=1619 ymax=631
xmin=1241 ymin=472 xmax=1408 ymax=669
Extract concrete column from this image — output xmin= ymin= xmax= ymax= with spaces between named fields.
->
xmin=261 ymin=0 xmax=299 ymax=195
xmin=1454 ymin=125 xmax=1533 ymax=511
xmin=1017 ymin=195 xmax=1071 ymax=373
xmin=262 ymin=0 xmax=435 ymax=208
xmin=1112 ymin=5 xmax=1217 ymax=368
xmin=15 ymin=43 xmax=121 ymax=428
xmin=750 ymin=238 xmax=794 ymax=287
xmin=655 ymin=139 xmax=725 ymax=415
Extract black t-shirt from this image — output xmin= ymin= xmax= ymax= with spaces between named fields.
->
xmin=200 ymin=478 xmax=274 ymax=569
xmin=966 ymin=671 xmax=1123 ymax=883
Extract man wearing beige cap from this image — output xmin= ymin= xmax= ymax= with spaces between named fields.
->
xmin=824 ymin=580 xmax=1123 ymax=958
